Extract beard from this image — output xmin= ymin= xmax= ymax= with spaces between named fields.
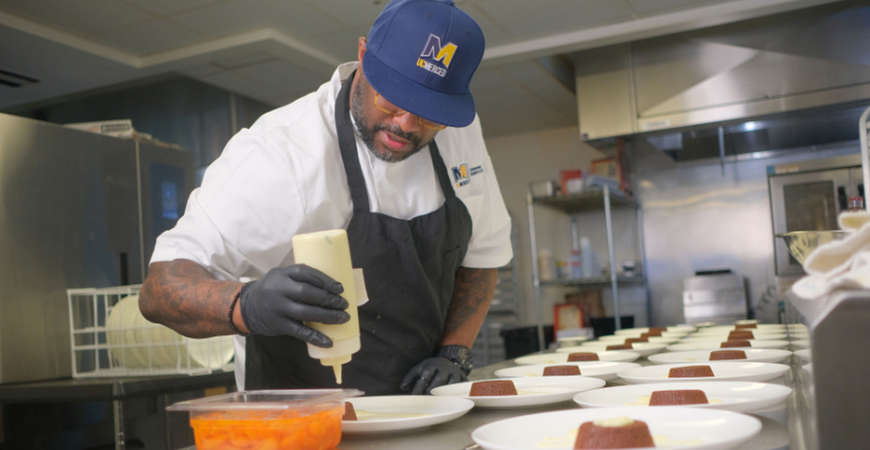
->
xmin=350 ymin=76 xmax=429 ymax=162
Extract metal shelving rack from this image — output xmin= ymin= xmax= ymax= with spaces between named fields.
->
xmin=527 ymin=185 xmax=646 ymax=350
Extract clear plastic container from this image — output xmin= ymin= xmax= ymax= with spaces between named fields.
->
xmin=167 ymin=389 xmax=362 ymax=450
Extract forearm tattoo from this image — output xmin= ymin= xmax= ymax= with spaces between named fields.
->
xmin=441 ymin=267 xmax=497 ymax=345
xmin=140 ymin=259 xmax=242 ymax=338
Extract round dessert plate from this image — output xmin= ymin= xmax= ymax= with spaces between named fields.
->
xmin=790 ymin=339 xmax=810 ymax=349
xmin=556 ymin=335 xmax=592 ymax=345
xmin=679 ymin=333 xmax=787 ymax=342
xmin=431 ymin=376 xmax=605 ymax=408
xmin=616 ymin=325 xmax=695 ymax=335
xmin=573 ymin=381 xmax=792 ymax=413
xmin=494 ymin=362 xmax=640 ymax=381
xmin=596 ymin=334 xmax=681 ymax=344
xmin=514 ymin=351 xmax=640 ymax=365
xmin=694 ymin=321 xmax=718 ymax=327
xmin=562 ymin=342 xmax=667 ymax=357
xmin=471 ymin=406 xmax=761 ymax=450
xmin=341 ymin=395 xmax=473 ymax=434
xmin=693 ymin=325 xmax=786 ymax=334
xmin=794 ymin=348 xmax=811 ymax=363
xmin=735 ymin=319 xmax=758 ymax=325
xmin=618 ymin=362 xmax=790 ymax=384
xmin=648 ymin=348 xmax=792 ymax=364
xmin=666 ymin=340 xmax=789 ymax=351
xmin=599 ymin=330 xmax=688 ymax=339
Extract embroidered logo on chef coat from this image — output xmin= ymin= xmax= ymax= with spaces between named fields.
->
xmin=417 ymin=33 xmax=457 ymax=78
xmin=451 ymin=163 xmax=483 ymax=187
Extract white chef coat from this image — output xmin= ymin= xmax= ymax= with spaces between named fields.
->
xmin=150 ymin=62 xmax=513 ymax=389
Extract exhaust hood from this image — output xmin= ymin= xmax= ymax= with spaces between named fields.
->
xmin=572 ymin=1 xmax=870 ymax=159
xmin=641 ymin=102 xmax=868 ymax=162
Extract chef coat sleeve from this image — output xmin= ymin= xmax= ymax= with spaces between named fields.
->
xmin=458 ymin=117 xmax=513 ymax=269
xmin=150 ymin=127 xmax=304 ymax=281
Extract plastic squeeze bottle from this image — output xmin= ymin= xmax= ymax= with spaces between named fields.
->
xmin=291 ymin=229 xmax=360 ymax=384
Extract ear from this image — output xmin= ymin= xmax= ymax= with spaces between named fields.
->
xmin=357 ymin=37 xmax=367 ymax=63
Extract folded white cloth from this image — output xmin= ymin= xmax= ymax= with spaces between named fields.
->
xmin=793 ymin=219 xmax=870 ymax=301
xmin=838 ymin=210 xmax=870 ymax=232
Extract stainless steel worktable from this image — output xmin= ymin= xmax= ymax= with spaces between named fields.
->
xmin=0 ymin=371 xmax=236 ymax=450
xmin=338 ymin=356 xmax=799 ymax=450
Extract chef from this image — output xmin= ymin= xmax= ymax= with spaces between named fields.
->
xmin=139 ymin=0 xmax=512 ymax=395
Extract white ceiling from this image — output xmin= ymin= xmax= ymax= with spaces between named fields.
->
xmin=0 ymin=0 xmax=842 ymax=138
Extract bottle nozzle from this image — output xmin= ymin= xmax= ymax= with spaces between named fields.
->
xmin=320 ymin=354 xmax=351 ymax=384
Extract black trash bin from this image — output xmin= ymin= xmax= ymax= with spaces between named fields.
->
xmin=500 ymin=325 xmax=554 ymax=359
xmin=590 ymin=316 xmax=634 ymax=338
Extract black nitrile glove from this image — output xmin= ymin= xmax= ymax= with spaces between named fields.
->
xmin=400 ymin=345 xmax=473 ymax=395
xmin=239 ymin=264 xmax=349 ymax=347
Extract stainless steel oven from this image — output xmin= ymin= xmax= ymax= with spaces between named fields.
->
xmin=768 ymin=154 xmax=863 ymax=275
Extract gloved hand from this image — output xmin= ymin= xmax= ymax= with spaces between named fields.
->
xmin=239 ymin=264 xmax=349 ymax=347
xmin=400 ymin=356 xmax=467 ymax=395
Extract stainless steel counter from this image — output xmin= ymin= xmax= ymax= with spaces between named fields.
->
xmin=338 ymin=355 xmax=800 ymax=450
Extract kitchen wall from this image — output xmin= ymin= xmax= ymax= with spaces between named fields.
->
xmin=632 ymin=138 xmax=860 ymax=325
xmin=485 ymin=125 xmax=648 ymax=328
xmin=12 ymin=76 xmax=271 ymax=180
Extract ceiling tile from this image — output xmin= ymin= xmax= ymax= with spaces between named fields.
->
xmin=98 ymin=18 xmax=205 ymax=55
xmin=466 ymin=0 xmax=634 ymax=43
xmin=628 ymin=0 xmax=725 ymax=17
xmin=123 ymin=0 xmax=223 ymax=16
xmin=171 ymin=0 xmax=344 ymax=44
xmin=0 ymin=0 xmax=157 ymax=38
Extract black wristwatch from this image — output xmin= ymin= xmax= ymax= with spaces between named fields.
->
xmin=437 ymin=345 xmax=473 ymax=376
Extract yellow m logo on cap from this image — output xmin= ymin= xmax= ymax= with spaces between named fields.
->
xmin=419 ymin=33 xmax=457 ymax=68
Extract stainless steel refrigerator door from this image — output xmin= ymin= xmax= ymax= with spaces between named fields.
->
xmin=135 ymin=139 xmax=194 ymax=280
xmin=0 ymin=113 xmax=142 ymax=383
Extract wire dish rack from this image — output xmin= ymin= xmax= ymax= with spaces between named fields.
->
xmin=67 ymin=284 xmax=234 ymax=378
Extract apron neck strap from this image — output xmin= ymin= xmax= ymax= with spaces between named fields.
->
xmin=334 ymin=71 xmax=457 ymax=213
xmin=335 ymin=71 xmax=371 ymax=213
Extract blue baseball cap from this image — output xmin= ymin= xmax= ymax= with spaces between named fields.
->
xmin=363 ymin=0 xmax=485 ymax=128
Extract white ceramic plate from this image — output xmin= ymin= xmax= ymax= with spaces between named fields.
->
xmin=514 ymin=351 xmax=640 ymax=365
xmin=494 ymin=362 xmax=640 ymax=381
xmin=648 ymin=348 xmax=792 ymax=364
xmin=790 ymin=339 xmax=810 ymax=349
xmin=596 ymin=334 xmax=681 ymax=344
xmin=556 ymin=335 xmax=592 ymax=345
xmin=471 ymin=406 xmax=761 ymax=450
xmin=573 ymin=381 xmax=792 ymax=413
xmin=692 ymin=325 xmax=786 ymax=334
xmin=794 ymin=348 xmax=811 ymax=363
xmin=431 ymin=376 xmax=605 ymax=408
xmin=341 ymin=395 xmax=473 ymax=434
xmin=679 ymin=333 xmax=787 ymax=342
xmin=667 ymin=340 xmax=789 ymax=351
xmin=618 ymin=362 xmax=790 ymax=384
xmin=562 ymin=342 xmax=667 ymax=357
xmin=616 ymin=325 xmax=695 ymax=335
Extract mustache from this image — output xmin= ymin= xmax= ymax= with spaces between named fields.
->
xmin=374 ymin=124 xmax=421 ymax=147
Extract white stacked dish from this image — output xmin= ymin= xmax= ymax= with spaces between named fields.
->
xmin=573 ymin=381 xmax=792 ymax=413
xmin=647 ymin=348 xmax=792 ymax=364
xmin=431 ymin=376 xmax=605 ymax=408
xmin=494 ymin=362 xmax=640 ymax=381
xmin=514 ymin=351 xmax=640 ymax=365
xmin=470 ymin=406 xmax=761 ymax=450
xmin=617 ymin=362 xmax=790 ymax=384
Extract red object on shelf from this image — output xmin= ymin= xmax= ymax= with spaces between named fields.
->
xmin=560 ymin=170 xmax=583 ymax=194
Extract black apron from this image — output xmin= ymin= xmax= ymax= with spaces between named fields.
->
xmin=245 ymin=72 xmax=473 ymax=395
